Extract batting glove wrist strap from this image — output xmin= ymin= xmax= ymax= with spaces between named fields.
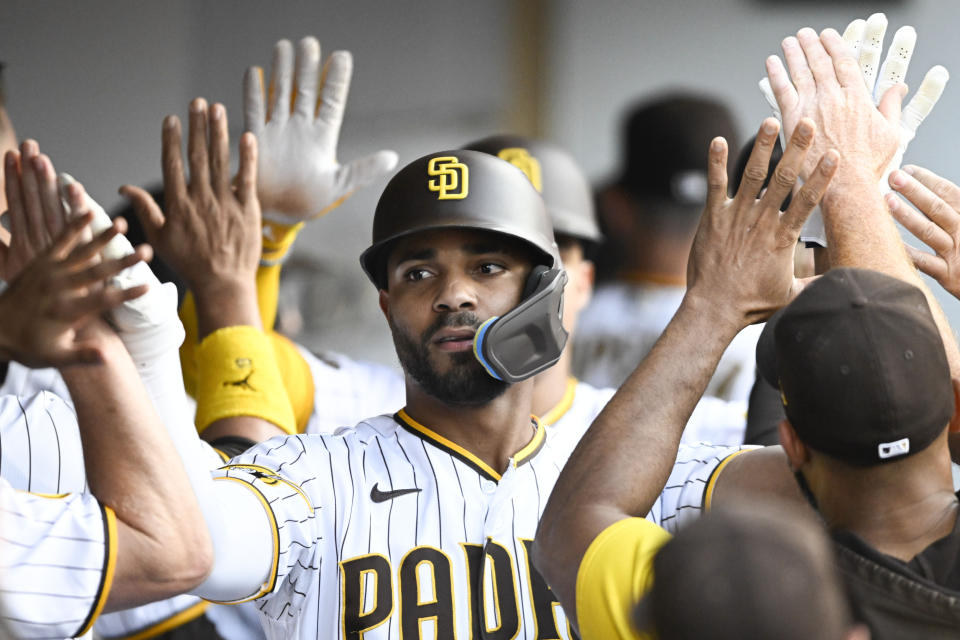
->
xmin=260 ymin=219 xmax=305 ymax=267
xmin=195 ymin=326 xmax=296 ymax=435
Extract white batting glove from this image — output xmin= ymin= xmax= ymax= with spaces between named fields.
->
xmin=58 ymin=174 xmax=183 ymax=361
xmin=246 ymin=36 xmax=398 ymax=226
xmin=759 ymin=13 xmax=949 ymax=245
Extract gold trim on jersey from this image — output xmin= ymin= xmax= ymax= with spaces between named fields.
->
xmin=17 ymin=488 xmax=70 ymax=499
xmin=395 ymin=410 xmax=547 ymax=481
xmin=221 ymin=463 xmax=314 ymax=511
xmin=76 ymin=504 xmax=118 ymax=637
xmin=205 ymin=475 xmax=281 ymax=604
xmin=703 ymin=448 xmax=751 ymax=510
xmin=119 ymin=601 xmax=209 ymax=640
xmin=213 ymin=448 xmax=231 ymax=463
xmin=396 ymin=410 xmax=502 ymax=481
xmin=539 ymin=378 xmax=578 ymax=427
xmin=512 ymin=418 xmax=546 ymax=469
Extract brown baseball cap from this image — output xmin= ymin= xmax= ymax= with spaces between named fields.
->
xmin=756 ymin=267 xmax=954 ymax=465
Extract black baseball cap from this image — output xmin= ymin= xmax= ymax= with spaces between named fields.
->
xmin=756 ymin=268 xmax=954 ymax=466
xmin=615 ymin=92 xmax=738 ymax=204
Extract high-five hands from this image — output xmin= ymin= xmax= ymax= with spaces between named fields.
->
xmin=0 ymin=206 xmax=150 ymax=368
xmin=121 ymin=99 xmax=261 ymax=300
xmin=887 ymin=166 xmax=960 ymax=300
xmin=685 ymin=117 xmax=838 ymax=327
xmin=760 ymin=13 xmax=947 ymax=193
xmin=245 ymin=36 xmax=398 ymax=223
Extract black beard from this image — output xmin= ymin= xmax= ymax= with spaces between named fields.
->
xmin=389 ymin=310 xmax=509 ymax=407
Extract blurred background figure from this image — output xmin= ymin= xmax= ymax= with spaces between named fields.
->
xmin=574 ymin=92 xmax=761 ymax=403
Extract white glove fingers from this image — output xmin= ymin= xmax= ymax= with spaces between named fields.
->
xmin=268 ymin=39 xmax=294 ymax=124
xmin=901 ymin=65 xmax=949 ymax=137
xmin=337 ymin=150 xmax=399 ymax=193
xmin=294 ymin=36 xmax=321 ymax=120
xmin=876 ymin=26 xmax=916 ymax=101
xmin=243 ymin=66 xmax=266 ymax=136
xmin=316 ymin=50 xmax=353 ymax=128
xmin=842 ymin=18 xmax=866 ymax=58
xmin=859 ymin=12 xmax=888 ymax=94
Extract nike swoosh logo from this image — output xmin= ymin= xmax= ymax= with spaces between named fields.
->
xmin=370 ymin=483 xmax=421 ymax=503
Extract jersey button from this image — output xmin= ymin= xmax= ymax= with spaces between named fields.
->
xmin=481 ymin=479 xmax=496 ymax=494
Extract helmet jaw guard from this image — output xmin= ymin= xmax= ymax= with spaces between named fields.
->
xmin=473 ymin=266 xmax=568 ymax=383
xmin=362 ymin=150 xmax=567 ymax=384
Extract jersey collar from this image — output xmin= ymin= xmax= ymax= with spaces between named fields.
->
xmin=395 ymin=409 xmax=546 ymax=482
xmin=540 ymin=377 xmax=578 ymax=426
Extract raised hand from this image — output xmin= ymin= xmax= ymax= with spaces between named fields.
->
xmin=887 ymin=166 xmax=960 ymax=299
xmin=1 ymin=140 xmax=72 ymax=281
xmin=685 ymin=117 xmax=838 ymax=326
xmin=760 ymin=15 xmax=947 ymax=192
xmin=245 ymin=36 xmax=397 ymax=222
xmin=122 ymin=99 xmax=261 ymax=298
xmin=0 ymin=209 xmax=150 ymax=368
xmin=764 ymin=27 xmax=901 ymax=186
xmin=121 ymin=99 xmax=263 ymax=338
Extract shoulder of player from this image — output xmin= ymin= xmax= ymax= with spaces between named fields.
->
xmin=232 ymin=415 xmax=404 ymax=465
xmin=0 ymin=389 xmax=76 ymax=431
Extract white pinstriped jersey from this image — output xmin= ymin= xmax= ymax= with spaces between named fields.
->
xmin=212 ymin=412 xmax=748 ymax=639
xmin=0 ymin=361 xmax=71 ymax=401
xmin=0 ymin=477 xmax=115 ymax=639
xmin=0 ymin=390 xmax=87 ymax=495
xmin=0 ymin=387 xmax=222 ymax=639
xmin=298 ymin=348 xmax=406 ymax=435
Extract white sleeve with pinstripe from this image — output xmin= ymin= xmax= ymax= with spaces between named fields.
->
xmin=0 ymin=477 xmax=116 ymax=639
xmin=647 ymin=443 xmax=759 ymax=533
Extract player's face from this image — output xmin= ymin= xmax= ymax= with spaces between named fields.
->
xmin=380 ymin=228 xmax=534 ymax=406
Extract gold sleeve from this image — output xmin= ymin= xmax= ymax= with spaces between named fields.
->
xmin=575 ymin=517 xmax=671 ymax=640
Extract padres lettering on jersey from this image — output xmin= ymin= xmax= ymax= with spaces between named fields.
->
xmin=212 ymin=412 xmax=746 ymax=638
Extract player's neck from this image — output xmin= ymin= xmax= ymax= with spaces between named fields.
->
xmin=812 ymin=449 xmax=958 ymax=561
xmin=403 ymin=379 xmax=538 ymax=474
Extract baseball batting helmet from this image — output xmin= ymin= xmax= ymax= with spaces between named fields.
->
xmin=462 ymin=135 xmax=603 ymax=243
xmin=360 ymin=150 xmax=568 ymax=384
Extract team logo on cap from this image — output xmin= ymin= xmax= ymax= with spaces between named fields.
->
xmin=427 ymin=156 xmax=469 ymax=200
xmin=497 ymin=148 xmax=542 ymax=192
xmin=878 ymin=437 xmax=910 ymax=460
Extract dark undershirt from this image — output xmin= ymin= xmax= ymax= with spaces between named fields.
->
xmin=209 ymin=435 xmax=258 ymax=461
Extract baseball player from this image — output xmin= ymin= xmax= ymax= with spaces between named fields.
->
xmin=172 ymin=38 xmax=747 ymax=452
xmin=0 ymin=177 xmax=213 ymax=639
xmin=117 ymin=85 xmax=766 ymax=638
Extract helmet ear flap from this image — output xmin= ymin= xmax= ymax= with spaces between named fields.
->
xmin=522 ymin=265 xmax=550 ymax=300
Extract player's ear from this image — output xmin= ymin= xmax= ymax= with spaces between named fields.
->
xmin=778 ymin=419 xmax=809 ymax=470
xmin=948 ymin=377 xmax=960 ymax=434
xmin=378 ymin=289 xmax=390 ymax=320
